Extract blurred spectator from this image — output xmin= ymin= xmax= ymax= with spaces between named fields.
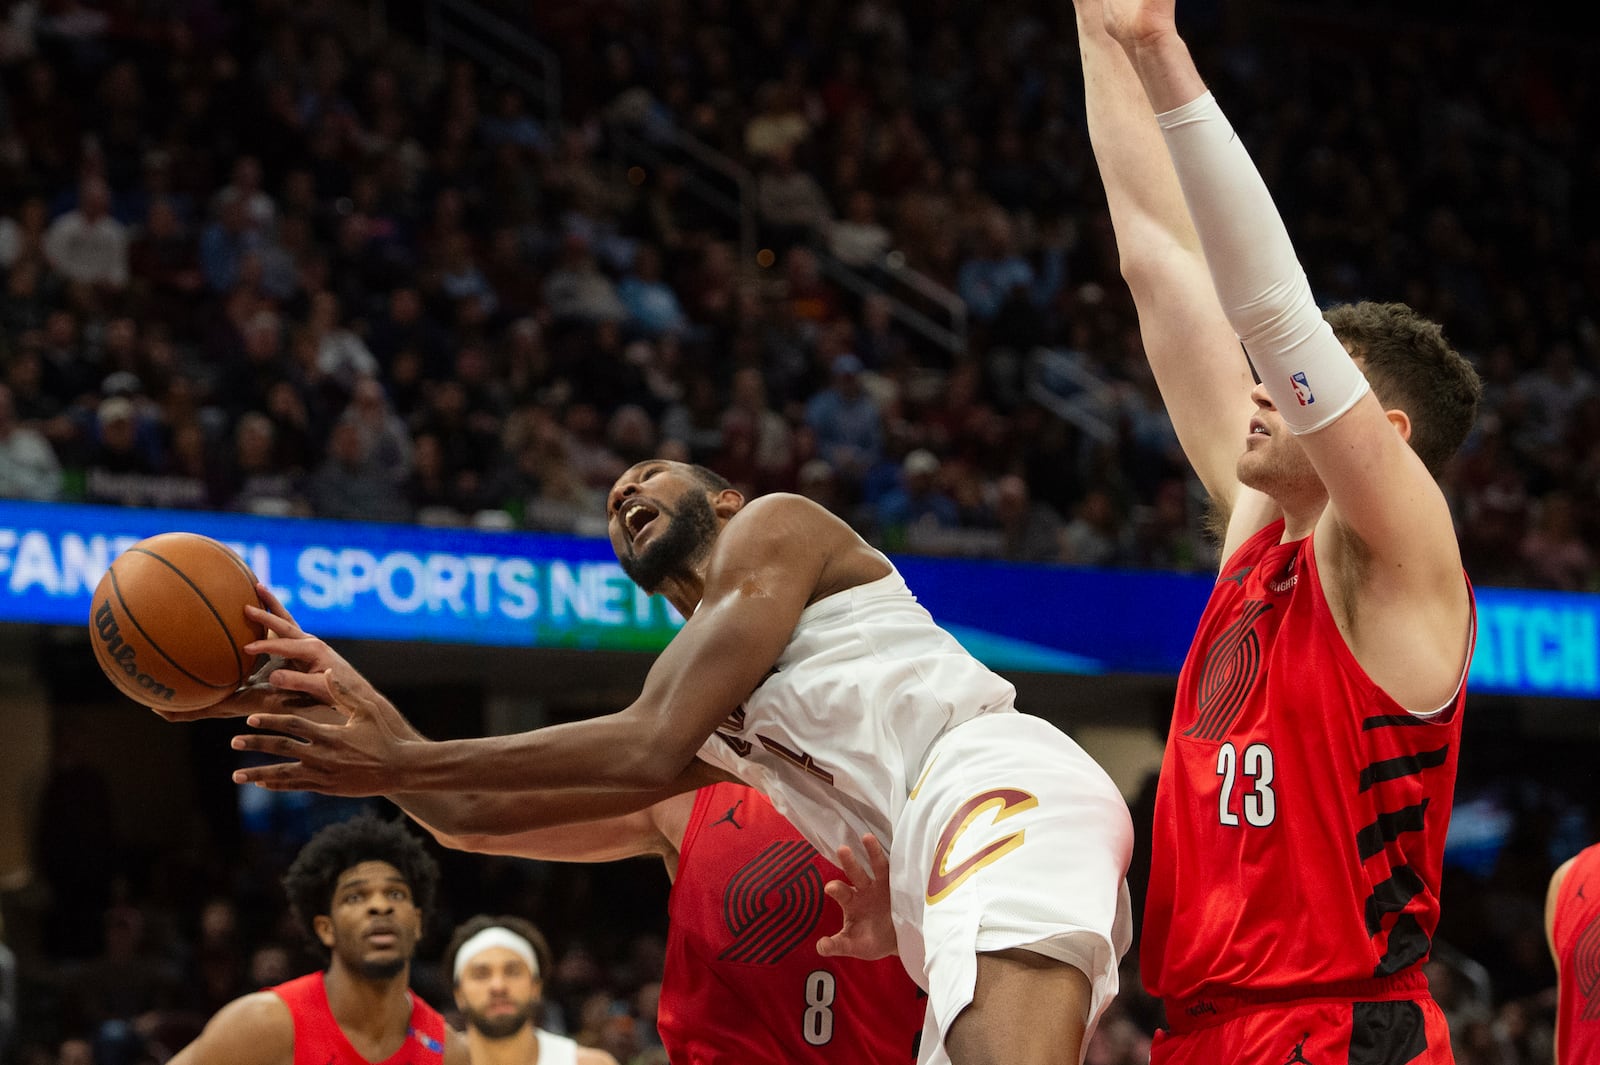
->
xmin=211 ymin=156 xmax=276 ymax=234
xmin=744 ymin=81 xmax=810 ymax=161
xmin=0 ymin=383 xmax=61 ymax=500
xmin=875 ymin=448 xmax=960 ymax=550
xmin=61 ymin=904 xmax=183 ymax=1037
xmin=805 ymin=354 xmax=882 ymax=486
xmin=1060 ymin=488 xmax=1128 ymax=567
xmin=42 ymin=176 xmax=127 ymax=290
xmin=616 ymin=244 xmax=688 ymax=339
xmin=0 ymin=913 xmax=14 ymax=1063
xmin=309 ymin=419 xmax=411 ymax=523
xmin=1519 ymin=493 xmax=1594 ymax=592
xmin=828 ymin=190 xmax=892 ymax=269
xmin=228 ymin=412 xmax=305 ymax=515
xmin=956 ymin=209 xmax=1034 ymax=323
xmin=0 ymin=196 xmax=49 ymax=270
xmin=993 ymin=473 xmax=1064 ymax=562
xmin=543 ymin=233 xmax=626 ymax=325
xmin=127 ymin=199 xmax=203 ymax=329
xmin=198 ymin=196 xmax=265 ymax=294
xmin=756 ymin=146 xmax=832 ymax=250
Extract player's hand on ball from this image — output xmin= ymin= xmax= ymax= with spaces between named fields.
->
xmin=239 ymin=582 xmax=374 ymax=707
xmin=230 ymin=672 xmax=423 ymax=795
xmin=148 ymin=655 xmax=331 ymax=723
xmin=817 ymin=833 xmax=898 ymax=961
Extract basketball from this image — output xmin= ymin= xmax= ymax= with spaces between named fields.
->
xmin=88 ymin=532 xmax=267 ymax=711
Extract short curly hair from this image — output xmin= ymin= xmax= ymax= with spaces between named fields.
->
xmin=1324 ymin=301 xmax=1482 ymax=476
xmin=281 ymin=814 xmax=440 ymax=954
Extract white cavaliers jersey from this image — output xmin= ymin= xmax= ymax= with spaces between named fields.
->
xmin=534 ymin=1028 xmax=579 ymax=1065
xmin=694 ymin=564 xmax=1018 ymax=861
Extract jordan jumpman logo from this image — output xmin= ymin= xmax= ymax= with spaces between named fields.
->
xmin=712 ymin=801 xmax=744 ymax=830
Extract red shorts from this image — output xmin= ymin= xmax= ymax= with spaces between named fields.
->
xmin=1152 ymin=977 xmax=1454 ymax=1065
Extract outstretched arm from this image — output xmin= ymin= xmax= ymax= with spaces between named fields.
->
xmin=1104 ymin=0 xmax=1470 ymax=707
xmin=396 ymin=779 xmax=705 ymax=861
xmin=232 ymin=496 xmax=829 ymax=797
xmin=1075 ymin=0 xmax=1262 ymax=535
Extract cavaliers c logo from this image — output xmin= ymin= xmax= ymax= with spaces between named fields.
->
xmin=926 ymin=789 xmax=1038 ymax=904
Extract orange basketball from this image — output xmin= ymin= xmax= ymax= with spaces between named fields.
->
xmin=89 ymin=532 xmax=266 ymax=711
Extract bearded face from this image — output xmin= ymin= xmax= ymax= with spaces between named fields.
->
xmin=617 ymin=486 xmax=718 ymax=593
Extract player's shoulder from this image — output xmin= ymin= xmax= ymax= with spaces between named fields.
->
xmin=720 ymin=493 xmax=852 ymax=557
xmin=171 ymin=991 xmax=294 ymax=1065
xmin=213 ymin=989 xmax=296 ymax=1031
xmin=733 ymin=491 xmax=834 ymax=526
xmin=576 ymin=1048 xmax=621 ymax=1065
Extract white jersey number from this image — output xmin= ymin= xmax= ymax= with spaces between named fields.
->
xmin=802 ymin=969 xmax=836 ymax=1046
xmin=1215 ymin=741 xmax=1277 ymax=827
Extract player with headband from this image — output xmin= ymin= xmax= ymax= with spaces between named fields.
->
xmin=444 ymin=915 xmax=618 ymax=1065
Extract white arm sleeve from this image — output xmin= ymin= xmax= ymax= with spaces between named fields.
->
xmin=1157 ymin=92 xmax=1369 ymax=434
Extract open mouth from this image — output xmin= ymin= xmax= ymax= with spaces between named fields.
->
xmin=623 ymin=501 xmax=659 ymax=542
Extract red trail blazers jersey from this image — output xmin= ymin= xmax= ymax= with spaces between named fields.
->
xmin=271 ymin=971 xmax=447 ymax=1065
xmin=1552 ymin=843 xmax=1600 ymax=1064
xmin=1143 ymin=520 xmax=1471 ymax=1002
xmin=657 ymin=783 xmax=926 ymax=1063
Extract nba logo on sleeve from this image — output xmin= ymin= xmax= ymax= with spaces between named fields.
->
xmin=1290 ymin=372 xmax=1315 ymax=406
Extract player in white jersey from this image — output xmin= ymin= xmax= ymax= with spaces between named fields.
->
xmin=219 ymin=460 xmax=1134 ymax=1065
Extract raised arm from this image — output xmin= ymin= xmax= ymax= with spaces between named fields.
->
xmin=1103 ymin=0 xmax=1470 ymax=707
xmin=1075 ymin=0 xmax=1259 ymax=521
xmin=232 ymin=496 xmax=829 ymax=797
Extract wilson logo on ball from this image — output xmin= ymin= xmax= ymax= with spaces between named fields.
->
xmin=93 ymin=601 xmax=177 ymax=702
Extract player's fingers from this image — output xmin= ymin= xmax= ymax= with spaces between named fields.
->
xmin=835 ymin=842 xmax=875 ymax=887
xmin=243 ymin=634 xmax=323 ymax=660
xmin=231 ymin=761 xmax=313 ymax=790
xmin=229 ymin=733 xmax=312 ymax=762
xmin=861 ymin=833 xmax=890 ymax=877
xmin=328 ymin=672 xmax=379 ymax=712
xmin=252 ymin=583 xmax=305 ymax=632
xmin=823 ymin=878 xmax=857 ymax=907
xmin=269 ymin=668 xmax=335 ymax=702
xmin=815 ymin=932 xmax=846 ymax=958
xmin=240 ymin=711 xmax=321 ymax=739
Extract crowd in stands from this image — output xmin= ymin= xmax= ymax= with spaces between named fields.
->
xmin=0 ymin=0 xmax=1594 ymax=584
xmin=0 ymin=0 xmax=1596 ymax=1061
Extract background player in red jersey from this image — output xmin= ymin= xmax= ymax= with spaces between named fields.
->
xmin=168 ymin=814 xmax=469 ymax=1065
xmin=412 ymin=782 xmax=926 ymax=1064
xmin=1077 ymin=0 xmax=1481 ymax=1059
xmin=1546 ymin=842 xmax=1600 ymax=1064
xmin=443 ymin=915 xmax=618 ymax=1065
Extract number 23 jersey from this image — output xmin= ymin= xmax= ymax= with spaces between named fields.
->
xmin=1142 ymin=520 xmax=1472 ymax=1002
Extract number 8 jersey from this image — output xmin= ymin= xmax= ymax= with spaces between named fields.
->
xmin=1142 ymin=519 xmax=1473 ymax=1003
xmin=656 ymin=783 xmax=926 ymax=1064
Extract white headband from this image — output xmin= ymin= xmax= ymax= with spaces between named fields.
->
xmin=453 ymin=926 xmax=539 ymax=982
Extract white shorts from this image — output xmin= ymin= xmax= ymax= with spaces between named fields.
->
xmin=890 ymin=712 xmax=1134 ymax=1065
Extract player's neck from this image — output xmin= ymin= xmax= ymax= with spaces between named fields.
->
xmin=468 ymin=1023 xmax=541 ymax=1065
xmin=323 ymin=962 xmax=414 ymax=1045
xmin=1274 ymin=486 xmax=1328 ymax=542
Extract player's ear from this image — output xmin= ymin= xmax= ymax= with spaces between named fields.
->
xmin=313 ymin=914 xmax=335 ymax=949
xmin=713 ymin=488 xmax=745 ymax=518
xmin=1385 ymin=406 xmax=1412 ymax=443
